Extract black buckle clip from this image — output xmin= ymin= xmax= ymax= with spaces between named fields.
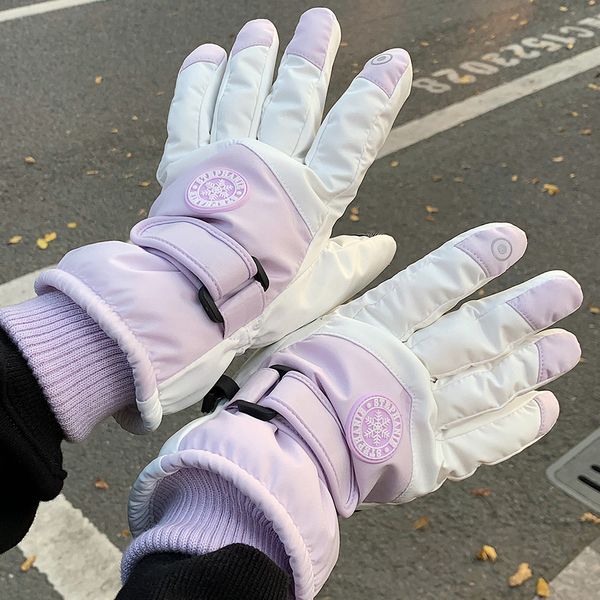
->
xmin=198 ymin=257 xmax=269 ymax=324
xmin=236 ymin=400 xmax=278 ymax=422
xmin=201 ymin=374 xmax=240 ymax=413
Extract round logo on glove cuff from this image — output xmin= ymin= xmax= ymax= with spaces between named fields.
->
xmin=491 ymin=237 xmax=513 ymax=261
xmin=347 ymin=394 xmax=402 ymax=464
xmin=186 ymin=169 xmax=248 ymax=212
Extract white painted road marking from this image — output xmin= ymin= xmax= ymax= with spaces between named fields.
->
xmin=0 ymin=0 xmax=107 ymax=23
xmin=18 ymin=495 xmax=122 ymax=600
xmin=380 ymin=44 xmax=600 ymax=157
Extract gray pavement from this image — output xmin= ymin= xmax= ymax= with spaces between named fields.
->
xmin=0 ymin=1 xmax=599 ymax=598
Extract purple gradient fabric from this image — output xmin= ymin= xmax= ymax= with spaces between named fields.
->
xmin=0 ymin=291 xmax=134 ymax=441
xmin=122 ymin=468 xmax=290 ymax=580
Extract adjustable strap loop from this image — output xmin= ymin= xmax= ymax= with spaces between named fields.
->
xmin=131 ymin=216 xmax=269 ymax=331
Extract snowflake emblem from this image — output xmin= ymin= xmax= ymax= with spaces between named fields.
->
xmin=363 ymin=410 xmax=392 ymax=446
xmin=346 ymin=394 xmax=404 ymax=464
xmin=186 ymin=168 xmax=248 ymax=213
xmin=201 ymin=178 xmax=235 ymax=202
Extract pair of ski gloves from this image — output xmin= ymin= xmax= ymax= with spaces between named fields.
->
xmin=37 ymin=9 xmax=582 ymax=599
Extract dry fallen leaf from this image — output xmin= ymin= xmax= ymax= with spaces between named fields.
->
xmin=44 ymin=232 xmax=57 ymax=243
xmin=457 ymin=75 xmax=475 ymax=85
xmin=420 ymin=40 xmax=430 ymax=47
xmin=471 ymin=487 xmax=492 ymax=497
xmin=476 ymin=545 xmax=498 ymax=562
xmin=580 ymin=511 xmax=600 ymax=524
xmin=95 ymin=478 xmax=110 ymax=490
xmin=86 ymin=169 xmax=99 ymax=176
xmin=131 ymin=115 xmax=139 ymax=121
xmin=519 ymin=19 xmax=528 ymax=26
xmin=36 ymin=238 xmax=48 ymax=250
xmin=531 ymin=177 xmax=541 ymax=184
xmin=569 ymin=111 xmax=579 ymax=117
xmin=477 ymin=289 xmax=485 ymax=297
xmin=20 ymin=555 xmax=36 ymax=572
xmin=425 ymin=215 xmax=435 ymax=222
xmin=340 ymin=41 xmax=348 ymax=47
xmin=95 ymin=75 xmax=103 ymax=85
xmin=349 ymin=206 xmax=360 ymax=222
xmin=536 ymin=577 xmax=551 ymax=598
xmin=542 ymin=183 xmax=560 ymax=196
xmin=24 ymin=155 xmax=36 ymax=165
xmin=117 ymin=529 xmax=131 ymax=538
xmin=390 ymin=160 xmax=399 ymax=167
xmin=552 ymin=156 xmax=564 ymax=163
xmin=454 ymin=176 xmax=464 ymax=183
xmin=581 ymin=128 xmax=592 ymax=136
xmin=511 ymin=174 xmax=519 ymax=182
xmin=559 ymin=5 xmax=568 ymax=11
xmin=509 ymin=563 xmax=533 ymax=587
xmin=126 ymin=152 xmax=133 ymax=158
xmin=431 ymin=174 xmax=442 ymax=182
xmin=8 ymin=235 xmax=22 ymax=245
xmin=425 ymin=205 xmax=439 ymax=214
xmin=510 ymin=13 xmax=519 ymax=20
xmin=588 ymin=83 xmax=600 ymax=91
xmin=67 ymin=222 xmax=77 ymax=229
xmin=111 ymin=127 xmax=119 ymax=134
xmin=138 ymin=180 xmax=152 ymax=188
xmin=589 ymin=306 xmax=600 ymax=315
xmin=414 ymin=516 xmax=430 ymax=530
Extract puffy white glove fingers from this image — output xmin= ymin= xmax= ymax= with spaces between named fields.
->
xmin=409 ymin=270 xmax=583 ymax=377
xmin=157 ymin=44 xmax=227 ymax=185
xmin=305 ymin=48 xmax=412 ymax=207
xmin=211 ymin=19 xmax=279 ymax=142
xmin=337 ymin=223 xmax=527 ymax=340
xmin=442 ymin=390 xmax=560 ymax=480
xmin=258 ymin=8 xmax=341 ymax=159
xmin=434 ymin=329 xmax=580 ymax=426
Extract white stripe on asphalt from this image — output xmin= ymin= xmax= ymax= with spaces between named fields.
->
xmin=0 ymin=0 xmax=106 ymax=23
xmin=18 ymin=495 xmax=122 ymax=600
xmin=379 ymin=44 xmax=600 ymax=157
xmin=1 ymin=33 xmax=600 ymax=600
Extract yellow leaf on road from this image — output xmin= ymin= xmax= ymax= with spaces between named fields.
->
xmin=8 ymin=235 xmax=22 ymax=245
xmin=95 ymin=75 xmax=103 ymax=85
xmin=476 ymin=545 xmax=497 ymax=562
xmin=536 ymin=577 xmax=551 ymax=597
xmin=509 ymin=563 xmax=532 ymax=587
xmin=24 ymin=156 xmax=36 ymax=165
xmin=542 ymin=183 xmax=560 ymax=196
xmin=94 ymin=478 xmax=110 ymax=490
xmin=67 ymin=222 xmax=77 ymax=229
xmin=138 ymin=180 xmax=152 ymax=188
xmin=44 ymin=232 xmax=57 ymax=242
xmin=413 ymin=516 xmax=430 ymax=530
xmin=580 ymin=511 xmax=600 ymax=524
xmin=589 ymin=306 xmax=600 ymax=315
xmin=36 ymin=238 xmax=48 ymax=250
xmin=20 ymin=555 xmax=36 ymax=572
xmin=552 ymin=156 xmax=564 ymax=163
xmin=425 ymin=205 xmax=439 ymax=214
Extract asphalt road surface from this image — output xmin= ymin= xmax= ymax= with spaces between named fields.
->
xmin=0 ymin=1 xmax=599 ymax=599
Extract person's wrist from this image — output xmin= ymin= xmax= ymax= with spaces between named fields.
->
xmin=0 ymin=291 xmax=135 ymax=441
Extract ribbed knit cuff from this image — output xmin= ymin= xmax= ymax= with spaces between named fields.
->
xmin=0 ymin=291 xmax=135 ymax=441
xmin=122 ymin=469 xmax=290 ymax=582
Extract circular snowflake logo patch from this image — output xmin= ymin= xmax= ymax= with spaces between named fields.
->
xmin=186 ymin=169 xmax=248 ymax=212
xmin=347 ymin=395 xmax=402 ymax=464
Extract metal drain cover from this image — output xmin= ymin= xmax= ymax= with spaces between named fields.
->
xmin=547 ymin=427 xmax=600 ymax=512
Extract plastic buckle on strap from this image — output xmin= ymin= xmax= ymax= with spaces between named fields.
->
xmin=202 ymin=375 xmax=240 ymax=413
xmin=236 ymin=400 xmax=278 ymax=422
xmin=198 ymin=257 xmax=268 ymax=324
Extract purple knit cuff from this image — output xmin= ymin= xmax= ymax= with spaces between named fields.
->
xmin=0 ymin=291 xmax=135 ymax=441
xmin=122 ymin=469 xmax=290 ymax=582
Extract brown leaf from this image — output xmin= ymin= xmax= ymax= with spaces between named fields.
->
xmin=531 ymin=177 xmax=541 ymax=184
xmin=20 ymin=555 xmax=36 ymax=572
xmin=536 ymin=577 xmax=551 ymax=597
xmin=580 ymin=512 xmax=600 ymax=524
xmin=8 ymin=235 xmax=23 ymax=245
xmin=413 ymin=516 xmax=430 ymax=530
xmin=95 ymin=478 xmax=110 ymax=490
xmin=117 ymin=529 xmax=131 ymax=538
xmin=476 ymin=545 xmax=498 ymax=562
xmin=95 ymin=75 xmax=103 ymax=85
xmin=24 ymin=156 xmax=36 ymax=165
xmin=471 ymin=487 xmax=492 ymax=497
xmin=339 ymin=41 xmax=348 ymax=47
xmin=508 ymin=563 xmax=532 ymax=587
xmin=138 ymin=180 xmax=152 ymax=188
xmin=589 ymin=306 xmax=600 ymax=315
xmin=542 ymin=183 xmax=560 ymax=196
xmin=425 ymin=215 xmax=435 ymax=222
xmin=425 ymin=205 xmax=439 ymax=214
xmin=552 ymin=156 xmax=564 ymax=163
